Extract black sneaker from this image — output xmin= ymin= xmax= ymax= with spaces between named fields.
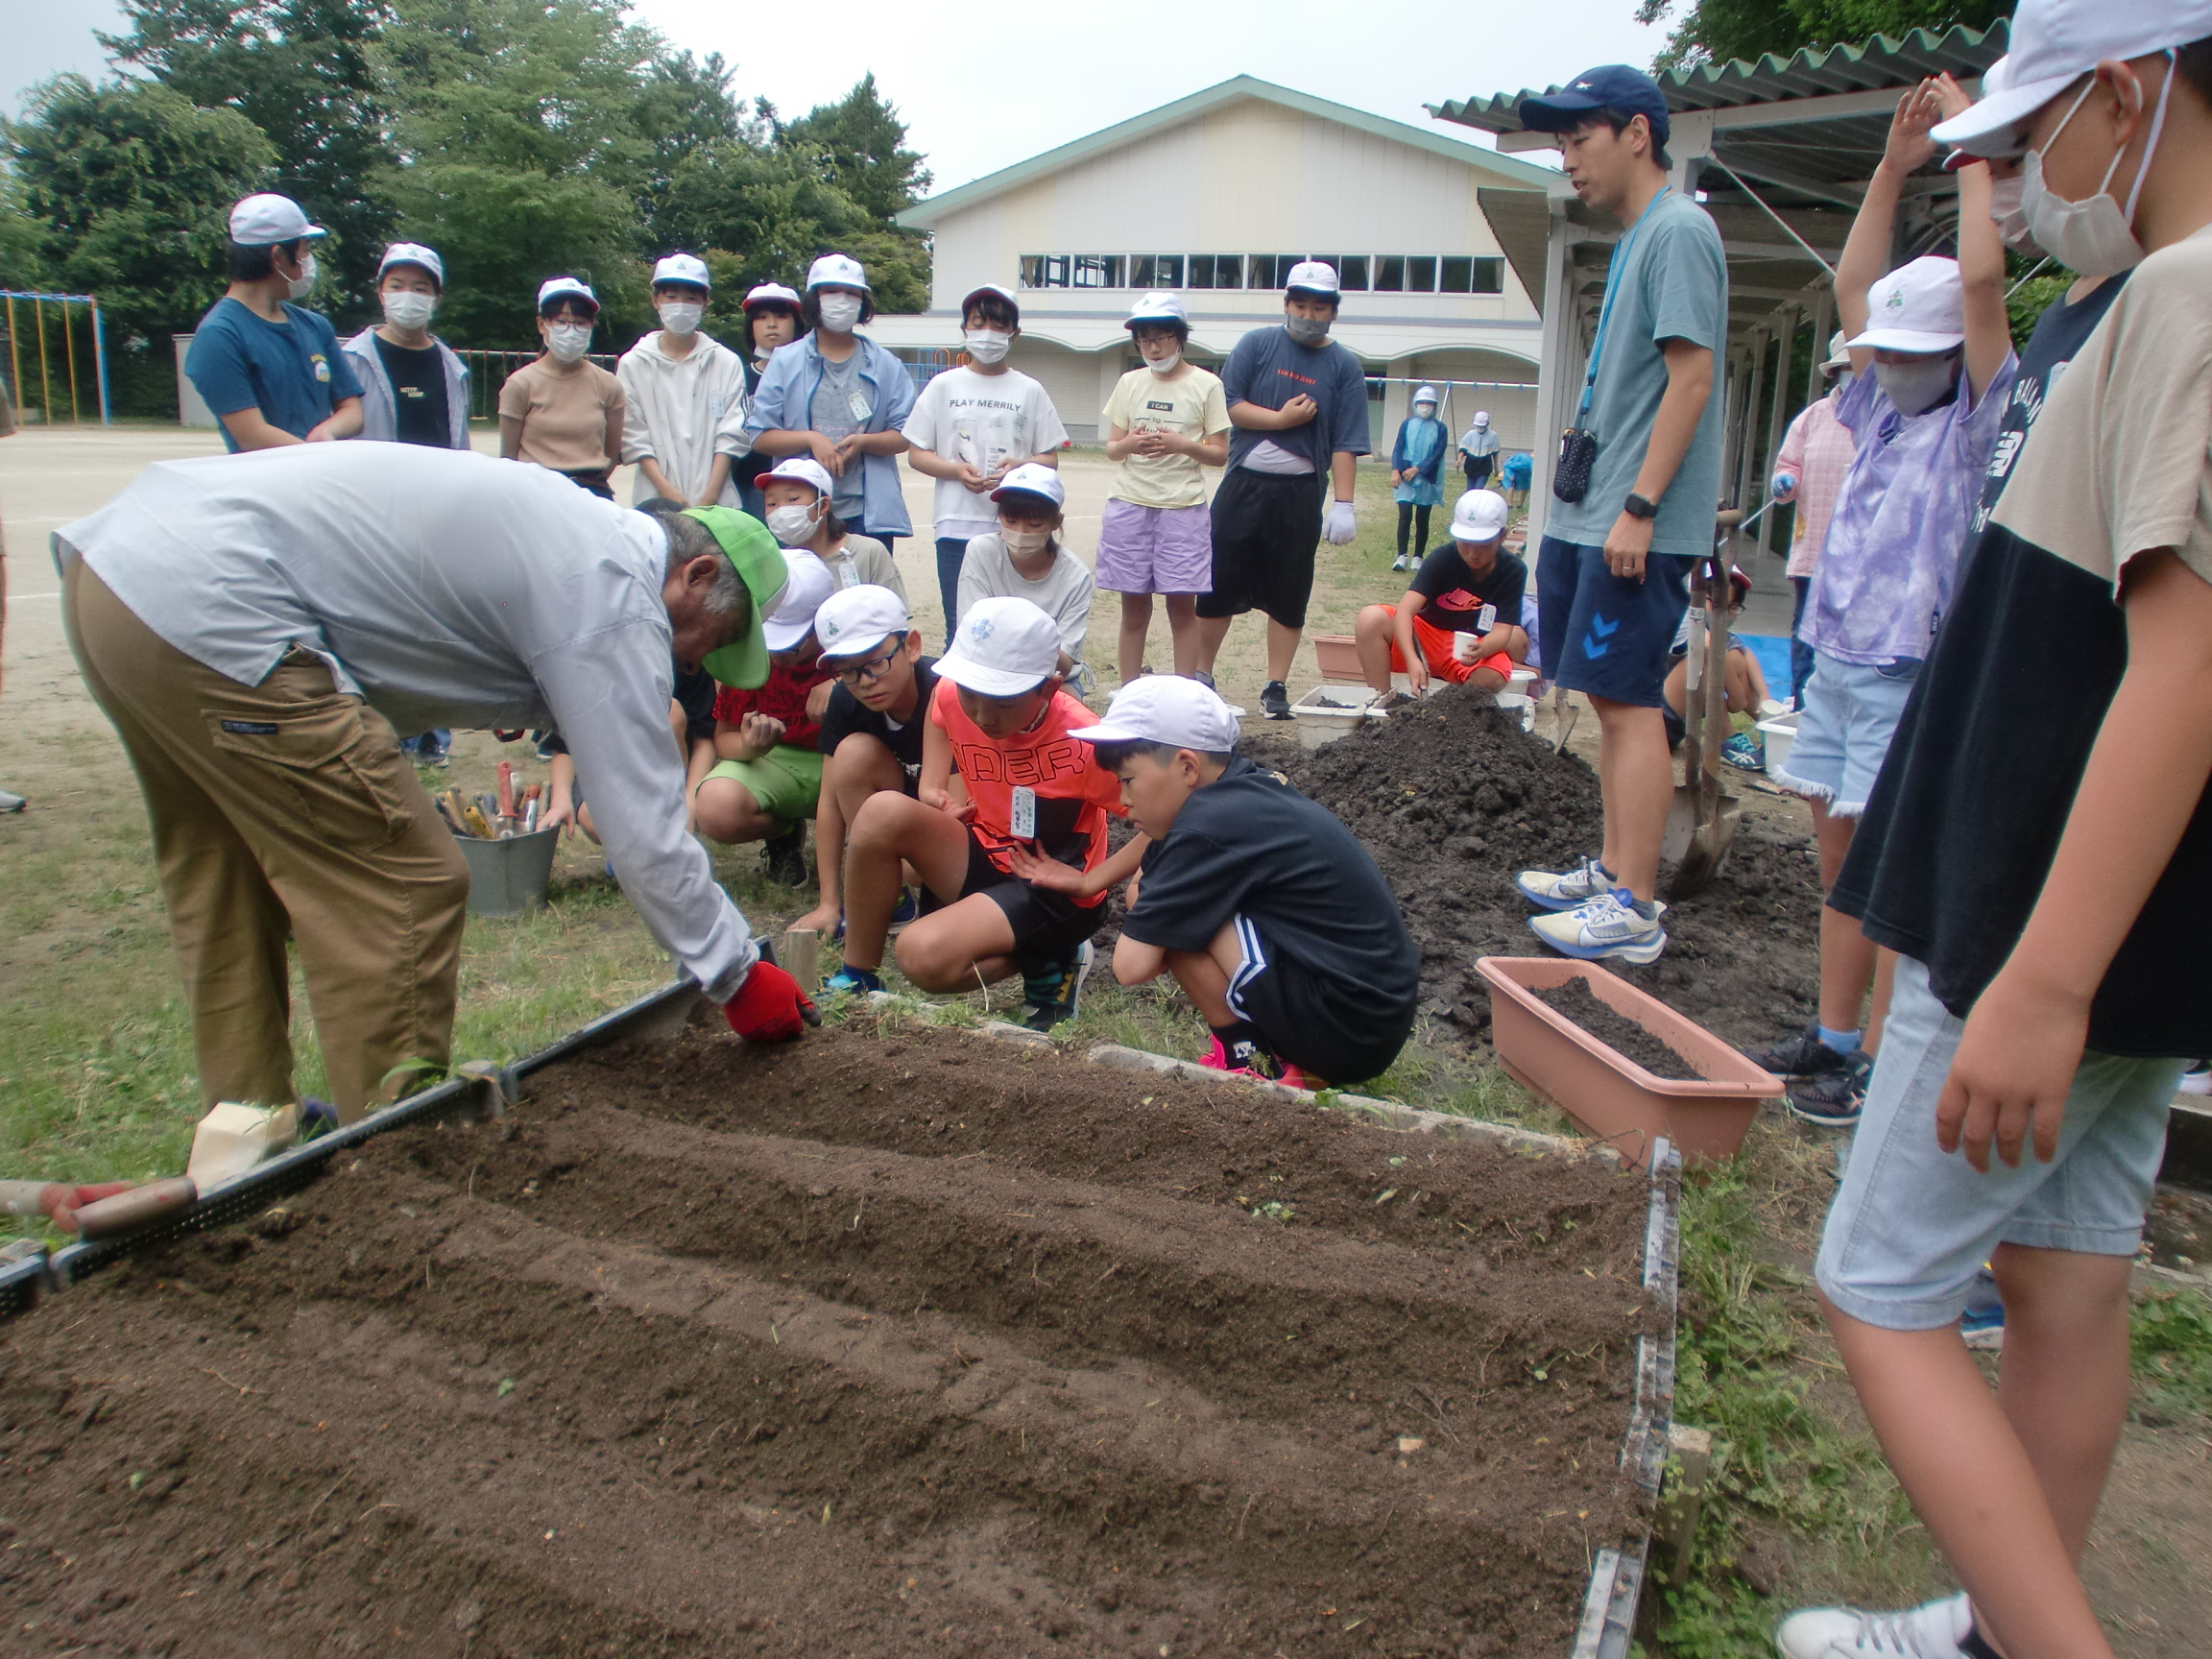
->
xmin=1746 ymin=1025 xmax=1855 ymax=1081
xmin=1192 ymin=670 xmax=1216 ymax=690
xmin=761 ymin=825 xmax=809 ymax=888
xmin=1788 ymin=1051 xmax=1872 ymax=1129
xmin=1260 ymin=681 xmax=1291 ymax=719
xmin=1021 ymin=942 xmax=1093 ymax=1032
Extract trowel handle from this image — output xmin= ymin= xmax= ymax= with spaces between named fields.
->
xmin=74 ymin=1178 xmax=199 ymax=1240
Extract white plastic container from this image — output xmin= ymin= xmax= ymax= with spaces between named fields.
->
xmin=1493 ymin=692 xmax=1535 ymax=733
xmin=1756 ymin=709 xmax=1800 ymax=777
xmin=187 ymin=1100 xmax=301 ymax=1188
xmin=1288 ymin=685 xmax=1389 ymax=749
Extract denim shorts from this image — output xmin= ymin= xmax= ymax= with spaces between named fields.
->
xmin=1770 ymin=649 xmax=1919 ymax=816
xmin=1535 ymin=538 xmax=1692 ymax=709
xmin=1815 ymin=955 xmax=2185 ymax=1332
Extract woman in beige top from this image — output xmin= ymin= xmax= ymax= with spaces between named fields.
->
xmin=498 ymin=276 xmax=626 ymax=498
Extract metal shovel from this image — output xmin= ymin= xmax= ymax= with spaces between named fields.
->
xmin=1662 ymin=526 xmax=1747 ymax=899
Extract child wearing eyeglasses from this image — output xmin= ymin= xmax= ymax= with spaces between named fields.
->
xmin=793 ymin=586 xmax=939 ymax=938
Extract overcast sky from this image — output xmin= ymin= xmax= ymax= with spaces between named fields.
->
xmin=1 ymin=0 xmax=1667 ymax=188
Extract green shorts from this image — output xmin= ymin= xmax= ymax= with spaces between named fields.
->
xmin=701 ymin=743 xmax=823 ymax=826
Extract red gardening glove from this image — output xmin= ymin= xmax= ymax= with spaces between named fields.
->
xmin=723 ymin=960 xmax=819 ymax=1043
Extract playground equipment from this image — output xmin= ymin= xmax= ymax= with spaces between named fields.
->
xmin=0 ymin=291 xmax=111 ymax=427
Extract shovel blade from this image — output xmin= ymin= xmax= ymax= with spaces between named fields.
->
xmin=1665 ymin=794 xmax=1743 ymax=901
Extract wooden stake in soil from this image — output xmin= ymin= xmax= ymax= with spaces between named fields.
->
xmin=781 ymin=927 xmax=821 ymax=995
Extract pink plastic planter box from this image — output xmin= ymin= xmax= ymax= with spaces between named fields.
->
xmin=1311 ymin=635 xmax=1362 ymax=682
xmin=1476 ymin=957 xmax=1784 ymax=1169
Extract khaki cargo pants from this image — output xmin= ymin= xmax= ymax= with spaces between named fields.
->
xmin=64 ymin=561 xmax=469 ymax=1124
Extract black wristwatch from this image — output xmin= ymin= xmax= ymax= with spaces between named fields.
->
xmin=1623 ymin=492 xmax=1660 ymax=519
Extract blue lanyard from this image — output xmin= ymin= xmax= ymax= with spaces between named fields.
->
xmin=1577 ymin=186 xmax=1671 ymax=421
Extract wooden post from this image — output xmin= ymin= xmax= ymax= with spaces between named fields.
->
xmin=1651 ymin=1425 xmax=1716 ymax=1585
xmin=781 ymin=927 xmax=821 ymax=996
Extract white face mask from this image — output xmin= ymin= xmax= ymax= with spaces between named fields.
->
xmin=816 ymin=293 xmax=864 ymax=333
xmin=1413 ymin=403 xmax=1437 ymax=419
xmin=1144 ymin=349 xmax=1183 ymax=376
xmin=381 ymin=290 xmax=436 ymax=330
xmin=286 ymin=252 xmax=319 ymax=301
xmin=1000 ymin=527 xmax=1051 ymax=557
xmin=963 ymin=328 xmax=1011 ymax=365
xmin=764 ymin=502 xmax=822 ymax=543
xmin=658 ymin=301 xmax=705 ymax=337
xmin=1987 ymin=174 xmax=2038 ymax=254
xmin=1874 ymin=353 xmax=1959 ymax=417
xmin=544 ymin=322 xmax=593 ymax=364
xmin=2021 ymin=55 xmax=2176 ymax=279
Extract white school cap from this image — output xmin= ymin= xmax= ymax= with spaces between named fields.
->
xmin=937 ymin=597 xmax=1063 ymax=697
xmin=1125 ymin=291 xmax=1189 ymax=328
xmin=1284 ymin=260 xmax=1339 ymax=299
xmin=763 ymin=456 xmax=834 ymax=499
xmin=761 ymin=551 xmax=836 ymax=652
xmin=1413 ymin=385 xmax=1439 ymax=406
xmin=743 ymin=281 xmax=803 ymax=313
xmin=806 ymin=252 xmax=870 ymax=293
xmin=537 ymin=276 xmax=599 ymax=314
xmin=1450 ymin=490 xmax=1511 ymax=541
xmin=1931 ymin=0 xmax=2212 ymax=151
xmin=1474 ymin=411 xmax=1491 ymax=428
xmin=991 ymin=463 xmax=1066 ymax=509
xmin=1070 ymin=676 xmax=1241 ymax=754
xmin=814 ymin=585 xmax=913 ymax=661
xmin=377 ymin=242 xmax=445 ymax=286
xmin=652 ymin=252 xmax=712 ymax=290
xmin=1848 ymin=255 xmax=1964 ymax=354
xmin=1822 ymin=329 xmax=1852 ymax=372
xmin=228 ymin=193 xmax=325 ymax=246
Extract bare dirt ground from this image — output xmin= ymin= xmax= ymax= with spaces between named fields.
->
xmin=0 ymin=1020 xmax=1655 ymax=1658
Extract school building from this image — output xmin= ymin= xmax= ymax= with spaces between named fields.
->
xmin=872 ymin=76 xmax=1557 ymax=458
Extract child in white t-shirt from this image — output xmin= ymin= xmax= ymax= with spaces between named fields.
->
xmin=902 ymin=283 xmax=1069 ymax=644
xmin=1097 ymin=291 xmax=1230 ymax=682
xmin=954 ymin=463 xmax=1094 ymax=697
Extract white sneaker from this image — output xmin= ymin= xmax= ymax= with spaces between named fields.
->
xmin=1527 ymin=889 xmax=1668 ymax=965
xmin=1391 ymin=554 xmax=1409 ymax=571
xmin=1775 ymin=1594 xmax=1972 ymax=1659
xmin=1515 ymin=856 xmax=1615 ymax=911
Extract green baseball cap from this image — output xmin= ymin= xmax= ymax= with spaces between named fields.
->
xmin=685 ymin=507 xmax=789 ymax=688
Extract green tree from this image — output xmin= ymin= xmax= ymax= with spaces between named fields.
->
xmin=1636 ymin=0 xmax=2008 ymax=70
xmin=779 ymin=74 xmax=931 ymax=224
xmin=100 ymin=0 xmax=399 ymax=324
xmin=373 ymin=0 xmax=661 ymax=348
xmin=9 ymin=75 xmax=273 ymax=344
xmin=0 ymin=165 xmax=51 ymax=293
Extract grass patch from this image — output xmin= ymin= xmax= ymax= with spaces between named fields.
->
xmin=2130 ymin=1286 xmax=2212 ymax=1425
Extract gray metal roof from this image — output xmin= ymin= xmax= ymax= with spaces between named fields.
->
xmin=1428 ymin=21 xmax=2008 ymax=135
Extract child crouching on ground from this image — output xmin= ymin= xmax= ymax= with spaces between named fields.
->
xmin=1355 ymin=489 xmax=1528 ymax=706
xmin=694 ymin=549 xmax=837 ymax=885
xmin=1071 ymin=676 xmax=1419 ymax=1087
xmin=793 ymin=584 xmax=936 ymax=938
xmin=827 ymin=596 xmax=1142 ymax=1031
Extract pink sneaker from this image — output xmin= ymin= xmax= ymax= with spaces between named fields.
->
xmin=1198 ymin=1035 xmax=1235 ymax=1071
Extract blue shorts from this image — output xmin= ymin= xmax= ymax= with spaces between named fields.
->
xmin=1815 ymin=955 xmax=2185 ymax=1332
xmin=1770 ymin=650 xmax=1920 ymax=817
xmin=1536 ymin=537 xmax=1692 ymax=709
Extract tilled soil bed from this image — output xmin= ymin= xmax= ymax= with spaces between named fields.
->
xmin=0 ymin=1020 xmax=1654 ymax=1658
xmin=1256 ymin=685 xmax=1821 ymax=1049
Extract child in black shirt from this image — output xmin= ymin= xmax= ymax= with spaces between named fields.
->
xmin=1353 ymin=490 xmax=1527 ymax=706
xmin=1069 ymin=677 xmax=1419 ymax=1085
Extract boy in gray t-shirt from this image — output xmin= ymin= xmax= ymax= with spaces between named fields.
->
xmin=1507 ymin=64 xmax=1727 ymax=968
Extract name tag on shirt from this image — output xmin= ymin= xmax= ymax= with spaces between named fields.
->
xmin=1010 ymin=785 xmax=1037 ymax=841
xmin=847 ymin=390 xmax=873 ymax=422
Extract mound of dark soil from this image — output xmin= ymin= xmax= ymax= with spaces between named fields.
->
xmin=1256 ymin=685 xmax=1821 ymax=1049
xmin=1532 ymin=980 xmax=1707 ymax=1081
xmin=0 ymin=1021 xmax=1654 ymax=1659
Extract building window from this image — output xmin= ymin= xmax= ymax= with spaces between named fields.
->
xmin=1186 ymin=254 xmax=1242 ymax=289
xmin=1019 ymin=254 xmax=1070 ymax=289
xmin=1372 ymin=255 xmax=1405 ymax=292
xmin=1406 ymin=256 xmax=1437 ymax=293
xmin=1439 ymin=256 xmax=1506 ymax=294
xmin=1071 ymin=254 xmax=1124 ymax=289
xmin=1333 ymin=255 xmax=1369 ymax=292
xmin=1128 ymin=254 xmax=1184 ymax=289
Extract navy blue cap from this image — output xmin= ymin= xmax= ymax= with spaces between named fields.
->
xmin=1519 ymin=64 xmax=1671 ymax=147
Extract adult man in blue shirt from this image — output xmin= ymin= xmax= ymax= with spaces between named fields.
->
xmin=1194 ymin=261 xmax=1371 ymax=717
xmin=1509 ymin=65 xmax=1728 ymax=965
xmin=184 ymin=193 xmax=365 ymax=453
